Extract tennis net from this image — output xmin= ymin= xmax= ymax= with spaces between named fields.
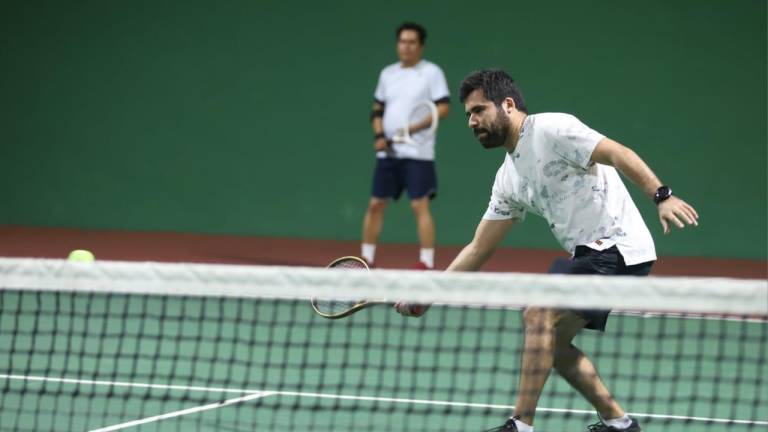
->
xmin=0 ymin=258 xmax=765 ymax=432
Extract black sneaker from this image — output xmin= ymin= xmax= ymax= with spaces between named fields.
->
xmin=484 ymin=417 xmax=519 ymax=432
xmin=587 ymin=418 xmax=642 ymax=431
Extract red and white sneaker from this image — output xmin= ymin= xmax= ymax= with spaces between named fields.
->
xmin=413 ymin=261 xmax=432 ymax=270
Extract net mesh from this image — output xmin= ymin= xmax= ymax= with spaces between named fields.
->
xmin=0 ymin=258 xmax=766 ymax=432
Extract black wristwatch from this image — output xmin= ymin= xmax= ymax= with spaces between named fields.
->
xmin=374 ymin=132 xmax=386 ymax=140
xmin=653 ymin=186 xmax=673 ymax=205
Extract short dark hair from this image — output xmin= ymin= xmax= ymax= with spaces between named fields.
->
xmin=396 ymin=22 xmax=427 ymax=45
xmin=459 ymin=69 xmax=528 ymax=113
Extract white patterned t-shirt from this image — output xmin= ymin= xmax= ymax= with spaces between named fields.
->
xmin=482 ymin=113 xmax=656 ymax=265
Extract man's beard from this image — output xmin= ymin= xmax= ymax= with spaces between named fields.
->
xmin=473 ymin=109 xmax=510 ymax=149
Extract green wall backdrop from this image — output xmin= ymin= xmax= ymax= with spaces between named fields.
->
xmin=1 ymin=0 xmax=765 ymax=259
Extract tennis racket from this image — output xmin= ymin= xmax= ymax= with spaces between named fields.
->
xmin=389 ymin=100 xmax=439 ymax=146
xmin=310 ymin=256 xmax=389 ymax=319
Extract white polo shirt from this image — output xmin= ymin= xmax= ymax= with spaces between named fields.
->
xmin=482 ymin=113 xmax=656 ymax=265
xmin=374 ymin=60 xmax=449 ymax=161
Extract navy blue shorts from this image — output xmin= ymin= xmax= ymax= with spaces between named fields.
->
xmin=371 ymin=158 xmax=437 ymax=201
xmin=548 ymin=245 xmax=654 ymax=331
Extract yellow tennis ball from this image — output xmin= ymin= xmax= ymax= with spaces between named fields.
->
xmin=68 ymin=249 xmax=95 ymax=262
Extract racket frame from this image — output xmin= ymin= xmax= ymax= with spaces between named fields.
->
xmin=310 ymin=256 xmax=390 ymax=319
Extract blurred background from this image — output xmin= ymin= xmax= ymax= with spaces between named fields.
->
xmin=0 ymin=4 xmax=765 ymax=431
xmin=1 ymin=0 xmax=765 ymax=273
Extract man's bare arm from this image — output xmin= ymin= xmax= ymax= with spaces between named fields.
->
xmin=371 ymin=101 xmax=387 ymax=151
xmin=395 ymin=218 xmax=513 ymax=317
xmin=436 ymin=101 xmax=450 ymax=119
xmin=591 ymin=137 xmax=699 ymax=234
xmin=591 ymin=138 xmax=661 ymax=197
xmin=447 ymin=218 xmax=515 ymax=272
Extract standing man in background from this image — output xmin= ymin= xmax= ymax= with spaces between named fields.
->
xmin=361 ymin=22 xmax=450 ymax=269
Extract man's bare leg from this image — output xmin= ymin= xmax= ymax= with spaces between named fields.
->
xmin=410 ymin=197 xmax=435 ymax=267
xmin=511 ymin=309 xmax=628 ymax=428
xmin=553 ymin=317 xmax=625 ymax=420
xmin=361 ymin=198 xmax=388 ymax=264
xmin=512 ymin=307 xmax=560 ymax=426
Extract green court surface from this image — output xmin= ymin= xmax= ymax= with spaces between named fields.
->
xmin=1 ymin=291 xmax=766 ymax=431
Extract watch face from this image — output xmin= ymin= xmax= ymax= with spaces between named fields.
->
xmin=655 ymin=186 xmax=672 ymax=204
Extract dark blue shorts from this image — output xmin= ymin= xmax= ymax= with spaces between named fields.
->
xmin=548 ymin=245 xmax=654 ymax=331
xmin=371 ymin=158 xmax=437 ymax=201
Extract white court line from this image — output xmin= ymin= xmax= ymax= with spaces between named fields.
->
xmin=0 ymin=374 xmax=248 ymax=394
xmin=1 ymin=374 xmax=766 ymax=427
xmin=88 ymin=392 xmax=272 ymax=432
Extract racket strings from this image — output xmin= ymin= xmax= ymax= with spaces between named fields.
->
xmin=313 ymin=298 xmax=361 ymax=315
xmin=409 ymin=106 xmax=434 ymax=133
xmin=331 ymin=260 xmax=367 ymax=270
xmin=313 ymin=256 xmax=370 ymax=317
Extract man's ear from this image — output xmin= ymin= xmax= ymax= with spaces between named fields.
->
xmin=503 ymin=97 xmax=517 ymax=114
